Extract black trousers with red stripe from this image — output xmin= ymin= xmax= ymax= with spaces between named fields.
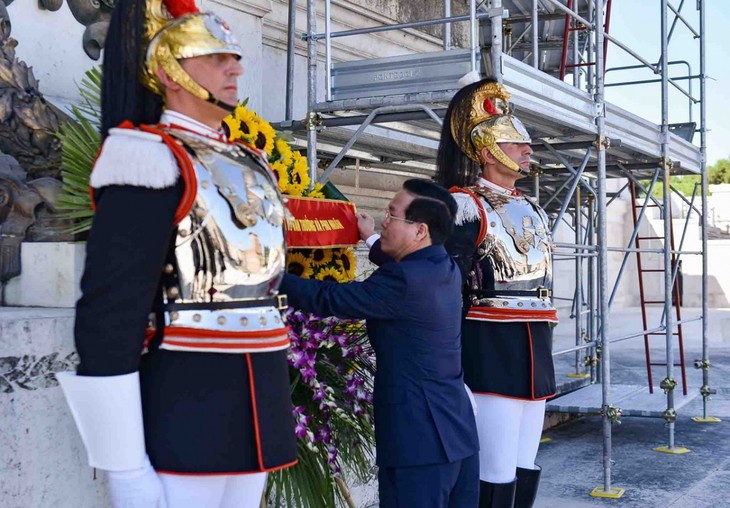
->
xmin=461 ymin=320 xmax=556 ymax=400
xmin=140 ymin=348 xmax=297 ymax=473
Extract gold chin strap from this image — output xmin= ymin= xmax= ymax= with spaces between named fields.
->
xmin=146 ymin=36 xmax=210 ymax=100
xmin=474 ymin=132 xmax=522 ymax=173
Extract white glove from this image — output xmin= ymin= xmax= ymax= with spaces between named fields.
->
xmin=107 ymin=455 xmax=167 ymax=508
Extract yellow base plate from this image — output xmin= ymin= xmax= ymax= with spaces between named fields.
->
xmin=654 ymin=446 xmax=691 ymax=455
xmin=540 ymin=437 xmax=553 ymax=444
xmin=590 ymin=486 xmax=625 ymax=499
xmin=692 ymin=416 xmax=722 ymax=423
xmin=567 ymin=373 xmax=591 ymax=379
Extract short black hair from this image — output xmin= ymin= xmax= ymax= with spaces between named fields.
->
xmin=402 ymin=179 xmax=457 ymax=245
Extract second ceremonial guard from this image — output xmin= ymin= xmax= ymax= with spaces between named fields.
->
xmin=437 ymin=76 xmax=558 ymax=508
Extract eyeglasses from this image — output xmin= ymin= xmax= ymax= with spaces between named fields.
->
xmin=384 ymin=210 xmax=415 ymax=224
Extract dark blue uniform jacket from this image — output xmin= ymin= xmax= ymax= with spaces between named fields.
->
xmin=281 ymin=244 xmax=479 ymax=468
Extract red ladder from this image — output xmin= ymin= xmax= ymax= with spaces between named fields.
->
xmin=629 ymin=180 xmax=688 ymax=395
xmin=559 ymin=0 xmax=613 ymax=81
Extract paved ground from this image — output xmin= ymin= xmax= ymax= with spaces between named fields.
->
xmin=358 ymin=306 xmax=730 ymax=507
xmin=536 ymin=307 xmax=730 ymax=508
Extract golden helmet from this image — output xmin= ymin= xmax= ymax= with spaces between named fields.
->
xmin=143 ymin=0 xmax=242 ymax=102
xmin=450 ymin=80 xmax=531 ymax=173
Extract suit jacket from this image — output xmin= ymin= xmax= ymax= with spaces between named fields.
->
xmin=281 ymin=244 xmax=479 ymax=468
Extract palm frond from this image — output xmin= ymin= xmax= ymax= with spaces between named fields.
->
xmin=55 ymin=67 xmax=102 ymax=232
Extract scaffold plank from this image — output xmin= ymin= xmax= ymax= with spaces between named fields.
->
xmin=547 ymin=383 xmax=699 ymax=417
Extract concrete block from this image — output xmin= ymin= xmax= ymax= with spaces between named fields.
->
xmin=4 ymin=243 xmax=85 ymax=309
xmin=0 ymin=307 xmax=109 ymax=508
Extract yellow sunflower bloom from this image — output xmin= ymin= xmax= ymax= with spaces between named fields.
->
xmin=315 ymin=266 xmax=346 ymax=283
xmin=334 ymin=249 xmax=357 ymax=280
xmin=287 ymin=251 xmax=314 ymax=279
xmin=222 ymin=116 xmax=243 ymax=140
xmin=290 ymin=151 xmax=310 ymax=188
xmin=274 ymin=138 xmax=293 ymax=165
xmin=254 ymin=117 xmax=276 ymax=155
xmin=231 ymin=106 xmax=259 ymax=145
xmin=310 ymin=248 xmax=334 ymax=267
xmin=305 ymin=182 xmax=326 ymax=199
xmin=286 ymin=182 xmax=306 ymax=197
xmin=270 ymin=160 xmax=290 ymax=194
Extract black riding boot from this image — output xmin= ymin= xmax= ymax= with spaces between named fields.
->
xmin=513 ymin=466 xmax=541 ymax=508
xmin=479 ymin=479 xmax=516 ymax=508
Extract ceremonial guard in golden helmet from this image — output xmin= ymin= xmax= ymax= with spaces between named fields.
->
xmin=436 ymin=76 xmax=557 ymax=508
xmin=57 ymin=0 xmax=297 ymax=506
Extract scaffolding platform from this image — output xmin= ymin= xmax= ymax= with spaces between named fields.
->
xmin=547 ymin=383 xmax=700 ymax=418
xmin=303 ymin=52 xmax=701 ymax=178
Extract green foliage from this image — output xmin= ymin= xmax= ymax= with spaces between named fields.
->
xmin=708 ymin=158 xmax=730 ymax=185
xmin=55 ymin=66 xmax=102 ymax=233
xmin=671 ymin=175 xmax=702 ymax=197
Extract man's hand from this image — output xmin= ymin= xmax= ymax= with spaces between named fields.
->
xmin=357 ymin=212 xmax=376 ymax=242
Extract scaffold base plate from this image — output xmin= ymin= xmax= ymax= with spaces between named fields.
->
xmin=567 ymin=373 xmax=591 ymax=379
xmin=546 ymin=384 xmax=699 ymax=417
xmin=691 ymin=416 xmax=722 ymax=423
xmin=654 ymin=446 xmax=691 ymax=455
xmin=590 ymin=486 xmax=625 ymax=499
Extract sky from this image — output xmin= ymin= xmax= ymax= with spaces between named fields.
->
xmin=603 ymin=0 xmax=728 ymax=166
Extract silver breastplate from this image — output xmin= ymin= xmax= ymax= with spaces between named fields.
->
xmin=476 ymin=188 xmax=554 ymax=310
xmin=166 ymin=130 xmax=287 ymax=306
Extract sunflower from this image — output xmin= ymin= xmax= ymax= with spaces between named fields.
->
xmin=305 ymin=182 xmax=326 ymax=199
xmin=270 ymin=160 xmax=290 ymax=194
xmin=286 ymin=181 xmax=307 ymax=198
xmin=315 ymin=266 xmax=346 ymax=283
xmin=287 ymin=251 xmax=314 ymax=279
xmin=273 ymin=138 xmax=293 ymax=165
xmin=254 ymin=117 xmax=276 ymax=155
xmin=232 ymin=106 xmax=260 ymax=146
xmin=290 ymin=151 xmax=310 ymax=188
xmin=333 ymin=249 xmax=357 ymax=280
xmin=310 ymin=248 xmax=334 ymax=267
xmin=222 ymin=116 xmax=243 ymax=140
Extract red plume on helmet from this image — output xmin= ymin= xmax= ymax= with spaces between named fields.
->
xmin=163 ymin=0 xmax=199 ymax=18
xmin=483 ymin=98 xmax=497 ymax=116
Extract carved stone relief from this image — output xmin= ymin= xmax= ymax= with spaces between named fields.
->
xmin=38 ymin=0 xmax=116 ymax=60
xmin=0 ymin=154 xmax=63 ymax=283
xmin=0 ymin=27 xmax=63 ymax=179
xmin=0 ymin=2 xmax=76 ymax=289
xmin=0 ymin=352 xmax=78 ymax=392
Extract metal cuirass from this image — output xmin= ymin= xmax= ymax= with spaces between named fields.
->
xmin=156 ymin=129 xmax=290 ymax=348
xmin=470 ymin=187 xmax=555 ymax=312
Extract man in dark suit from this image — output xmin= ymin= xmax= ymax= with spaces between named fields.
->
xmin=281 ymin=179 xmax=479 ymax=507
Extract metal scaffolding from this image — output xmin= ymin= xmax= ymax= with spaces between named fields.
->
xmin=282 ymin=0 xmax=713 ymax=498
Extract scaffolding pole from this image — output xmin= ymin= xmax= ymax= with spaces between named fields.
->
xmin=591 ymin=0 xmax=624 ymax=499
xmin=693 ymin=0 xmax=718 ymax=424
xmin=658 ymin=0 xmax=681 ymax=454
xmin=306 ymin=0 xmax=318 ymax=186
